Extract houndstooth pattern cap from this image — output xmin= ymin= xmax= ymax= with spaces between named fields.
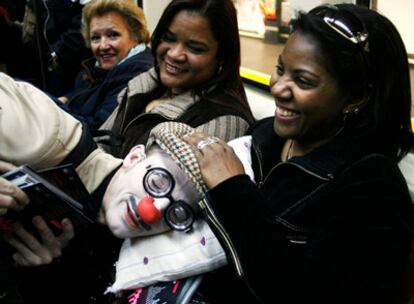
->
xmin=146 ymin=122 xmax=207 ymax=195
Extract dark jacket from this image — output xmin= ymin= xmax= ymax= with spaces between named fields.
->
xmin=202 ymin=117 xmax=414 ymax=304
xmin=27 ymin=0 xmax=89 ymax=70
xmin=22 ymin=0 xmax=92 ymax=95
xmin=63 ymin=48 xmax=154 ymax=132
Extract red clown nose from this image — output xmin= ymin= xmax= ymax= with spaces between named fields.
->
xmin=137 ymin=196 xmax=163 ymax=224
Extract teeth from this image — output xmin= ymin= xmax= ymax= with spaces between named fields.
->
xmin=101 ymin=54 xmax=113 ymax=59
xmin=165 ymin=63 xmax=182 ymax=73
xmin=276 ymin=106 xmax=295 ymax=117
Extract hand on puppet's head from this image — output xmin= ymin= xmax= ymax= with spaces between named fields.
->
xmin=102 ymin=144 xmax=202 ymax=239
xmin=102 ymin=123 xmax=252 ymax=294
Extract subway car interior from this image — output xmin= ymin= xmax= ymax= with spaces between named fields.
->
xmin=1 ymin=0 xmax=413 ymax=119
xmin=2 ymin=0 xmax=414 ymax=303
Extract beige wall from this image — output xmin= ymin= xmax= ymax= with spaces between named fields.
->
xmin=142 ymin=0 xmax=171 ymax=34
xmin=288 ymin=0 xmax=355 ymax=14
xmin=376 ymin=1 xmax=414 ymax=56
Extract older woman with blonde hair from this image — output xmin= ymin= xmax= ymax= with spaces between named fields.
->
xmin=81 ymin=0 xmax=150 ymax=52
xmin=57 ymin=0 xmax=154 ymax=132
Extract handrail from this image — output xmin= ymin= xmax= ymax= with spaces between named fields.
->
xmin=240 ymin=67 xmax=270 ymax=87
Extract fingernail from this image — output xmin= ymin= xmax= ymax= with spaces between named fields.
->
xmin=61 ymin=218 xmax=70 ymax=226
xmin=0 ymin=207 xmax=7 ymax=216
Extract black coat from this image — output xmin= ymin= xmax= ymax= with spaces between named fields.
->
xmin=62 ymin=48 xmax=154 ymax=132
xmin=201 ymin=117 xmax=414 ymax=304
xmin=27 ymin=0 xmax=90 ymax=70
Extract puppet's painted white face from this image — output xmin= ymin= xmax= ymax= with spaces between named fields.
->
xmin=102 ymin=145 xmax=201 ymax=238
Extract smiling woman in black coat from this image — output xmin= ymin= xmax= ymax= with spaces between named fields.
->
xmin=185 ymin=4 xmax=414 ymax=303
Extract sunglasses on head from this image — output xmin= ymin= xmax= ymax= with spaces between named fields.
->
xmin=309 ymin=5 xmax=369 ymax=49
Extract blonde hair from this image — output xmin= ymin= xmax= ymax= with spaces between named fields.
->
xmin=81 ymin=0 xmax=150 ymax=48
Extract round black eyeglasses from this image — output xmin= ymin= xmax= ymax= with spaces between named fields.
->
xmin=143 ymin=167 xmax=195 ymax=231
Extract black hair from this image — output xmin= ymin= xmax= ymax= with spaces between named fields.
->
xmin=291 ymin=4 xmax=413 ymax=160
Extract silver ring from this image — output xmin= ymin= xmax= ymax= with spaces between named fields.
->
xmin=196 ymin=137 xmax=219 ymax=150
